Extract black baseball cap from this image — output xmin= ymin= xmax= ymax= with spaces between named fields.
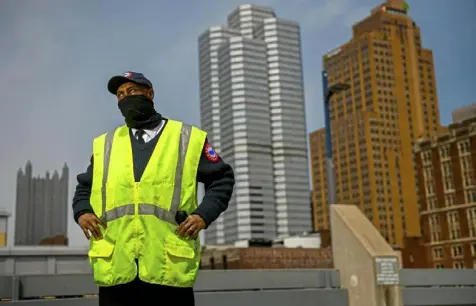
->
xmin=107 ymin=71 xmax=153 ymax=95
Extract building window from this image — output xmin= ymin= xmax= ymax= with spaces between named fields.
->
xmin=467 ymin=208 xmax=476 ymax=237
xmin=421 ymin=150 xmax=432 ymax=165
xmin=444 ymin=193 xmax=455 ymax=207
xmin=435 ymin=263 xmax=445 ymax=269
xmin=463 ymin=172 xmax=475 ymax=187
xmin=460 ymin=155 xmax=474 ymax=187
xmin=451 ymin=245 xmax=463 ymax=258
xmin=447 ymin=211 xmax=461 ymax=240
xmin=442 ymin=160 xmax=452 ymax=176
xmin=471 ymin=242 xmax=476 ymax=256
xmin=453 ymin=262 xmax=465 ymax=269
xmin=423 ymin=166 xmax=433 ymax=183
xmin=441 ymin=160 xmax=454 ymax=191
xmin=439 ymin=145 xmax=450 ymax=160
xmin=464 ymin=189 xmax=476 ymax=204
xmin=425 ymin=181 xmax=435 ymax=196
xmin=458 ymin=139 xmax=471 ymax=155
xmin=444 ymin=177 xmax=455 ymax=191
xmin=431 ymin=247 xmax=444 ymax=260
xmin=426 ymin=196 xmax=437 ymax=210
xmin=429 ymin=214 xmax=441 ymax=242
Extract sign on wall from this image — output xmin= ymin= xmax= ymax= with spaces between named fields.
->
xmin=374 ymin=256 xmax=399 ymax=285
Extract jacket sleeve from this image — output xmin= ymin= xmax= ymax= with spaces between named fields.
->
xmin=72 ymin=156 xmax=94 ymax=223
xmin=192 ymin=138 xmax=235 ymax=227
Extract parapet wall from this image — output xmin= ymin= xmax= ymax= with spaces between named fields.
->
xmin=330 ymin=204 xmax=403 ymax=306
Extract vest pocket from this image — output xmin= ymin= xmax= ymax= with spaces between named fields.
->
xmin=88 ymin=239 xmax=115 ymax=285
xmin=164 ymin=236 xmax=198 ymax=287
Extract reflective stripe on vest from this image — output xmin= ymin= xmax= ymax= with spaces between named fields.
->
xmin=98 ymin=123 xmax=192 ymax=224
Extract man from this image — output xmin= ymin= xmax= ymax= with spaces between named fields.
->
xmin=72 ymin=71 xmax=234 ymax=306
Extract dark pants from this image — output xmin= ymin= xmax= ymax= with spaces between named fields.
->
xmin=98 ymin=276 xmax=195 ymax=306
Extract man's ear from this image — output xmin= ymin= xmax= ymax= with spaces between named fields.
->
xmin=147 ymin=88 xmax=154 ymax=100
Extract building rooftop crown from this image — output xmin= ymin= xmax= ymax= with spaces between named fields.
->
xmin=372 ymin=0 xmax=409 ymax=14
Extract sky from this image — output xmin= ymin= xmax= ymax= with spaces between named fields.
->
xmin=0 ymin=0 xmax=475 ymax=247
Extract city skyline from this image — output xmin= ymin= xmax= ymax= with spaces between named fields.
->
xmin=199 ymin=5 xmax=311 ymax=244
xmin=14 ymin=161 xmax=69 ymax=245
xmin=0 ymin=0 xmax=474 ymax=246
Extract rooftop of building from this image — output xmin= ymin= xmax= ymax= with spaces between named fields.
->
xmin=416 ymin=114 xmax=476 ymax=150
xmin=322 ymin=0 xmax=412 ymax=62
xmin=452 ymin=102 xmax=476 ymax=113
xmin=452 ymin=102 xmax=476 ymax=122
xmin=371 ymin=0 xmax=409 ymax=14
xmin=0 ymin=209 xmax=10 ymax=217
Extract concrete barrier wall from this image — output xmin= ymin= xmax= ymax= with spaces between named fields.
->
xmin=1 ymin=270 xmax=476 ymax=306
xmin=0 ymin=247 xmax=90 ymax=275
xmin=0 ymin=270 xmax=348 ymax=306
xmin=400 ymin=269 xmax=476 ymax=306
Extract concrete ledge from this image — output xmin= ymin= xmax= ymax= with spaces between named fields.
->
xmin=0 ymin=247 xmax=88 ymax=256
xmin=330 ymin=204 xmax=403 ymax=306
xmin=0 ymin=270 xmax=347 ymax=306
xmin=0 ymin=289 xmax=349 ymax=306
xmin=0 ymin=210 xmax=10 ymax=217
xmin=402 ymin=287 xmax=476 ymax=306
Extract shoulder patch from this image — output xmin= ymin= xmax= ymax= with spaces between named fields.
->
xmin=204 ymin=142 xmax=219 ymax=163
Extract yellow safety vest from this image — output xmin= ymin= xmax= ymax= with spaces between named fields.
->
xmin=88 ymin=119 xmax=206 ymax=288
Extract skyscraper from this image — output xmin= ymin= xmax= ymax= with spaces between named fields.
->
xmin=14 ymin=161 xmax=69 ymax=245
xmin=310 ymin=0 xmax=442 ymax=247
xmin=199 ymin=5 xmax=311 ymax=244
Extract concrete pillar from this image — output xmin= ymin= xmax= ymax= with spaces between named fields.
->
xmin=0 ymin=210 xmax=11 ymax=247
xmin=330 ymin=204 xmax=403 ymax=306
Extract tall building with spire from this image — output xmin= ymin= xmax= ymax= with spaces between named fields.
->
xmin=14 ymin=161 xmax=69 ymax=245
xmin=199 ymin=5 xmax=311 ymax=244
xmin=310 ymin=0 xmax=442 ymax=247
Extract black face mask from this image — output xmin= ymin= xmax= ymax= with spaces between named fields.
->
xmin=118 ymin=95 xmax=162 ymax=129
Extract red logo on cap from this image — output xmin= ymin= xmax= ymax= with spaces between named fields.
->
xmin=124 ymin=72 xmax=132 ymax=77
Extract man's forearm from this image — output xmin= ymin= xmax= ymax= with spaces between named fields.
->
xmin=193 ymin=166 xmax=234 ymax=227
xmin=72 ymin=164 xmax=94 ymax=223
xmin=72 ymin=194 xmax=94 ymax=223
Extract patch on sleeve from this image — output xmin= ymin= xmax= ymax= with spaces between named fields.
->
xmin=204 ymin=142 xmax=219 ymax=163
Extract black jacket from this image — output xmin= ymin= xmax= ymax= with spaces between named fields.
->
xmin=72 ymin=131 xmax=234 ymax=228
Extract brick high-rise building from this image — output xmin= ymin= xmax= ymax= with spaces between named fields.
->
xmin=416 ymin=112 xmax=476 ymax=269
xmin=310 ymin=0 xmax=442 ymax=246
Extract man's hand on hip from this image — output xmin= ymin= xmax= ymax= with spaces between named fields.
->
xmin=78 ymin=213 xmax=107 ymax=240
xmin=176 ymin=214 xmax=206 ymax=239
